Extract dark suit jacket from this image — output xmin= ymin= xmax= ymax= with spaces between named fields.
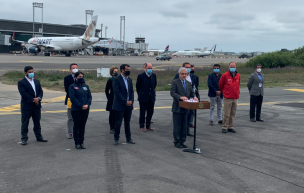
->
xmin=64 ymin=74 xmax=75 ymax=105
xmin=174 ymin=73 xmax=200 ymax=100
xmin=136 ymin=72 xmax=157 ymax=102
xmin=208 ymin=73 xmax=223 ymax=98
xmin=112 ymin=74 xmax=134 ymax=112
xmin=105 ymin=77 xmax=115 ymax=111
xmin=18 ymin=78 xmax=43 ymax=111
xmin=247 ymin=72 xmax=265 ymax=96
xmin=170 ymin=78 xmax=194 ymax=114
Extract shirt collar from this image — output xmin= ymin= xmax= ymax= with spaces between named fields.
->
xmin=145 ymin=71 xmax=151 ymax=77
xmin=25 ymin=76 xmax=34 ymax=81
xmin=121 ymin=74 xmax=128 ymax=80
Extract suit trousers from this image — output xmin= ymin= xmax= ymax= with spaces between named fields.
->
xmin=114 ymin=107 xmax=132 ymax=141
xmin=187 ymin=110 xmax=193 ymax=133
xmin=139 ymin=98 xmax=155 ymax=129
xmin=250 ymin=95 xmax=263 ymax=119
xmin=67 ymin=108 xmax=74 ymax=134
xmin=71 ymin=109 xmax=89 ymax=145
xmin=222 ymin=98 xmax=238 ymax=130
xmin=21 ymin=108 xmax=43 ymax=141
xmin=109 ymin=110 xmax=116 ymax=131
xmin=173 ymin=112 xmax=188 ymax=144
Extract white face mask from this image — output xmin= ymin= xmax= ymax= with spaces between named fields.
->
xmin=72 ymin=68 xmax=78 ymax=74
xmin=256 ymin=68 xmax=261 ymax=73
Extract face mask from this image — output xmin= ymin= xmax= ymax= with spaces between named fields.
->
xmin=190 ymin=70 xmax=195 ymax=74
xmin=28 ymin=73 xmax=34 ymax=79
xmin=147 ymin=69 xmax=152 ymax=74
xmin=113 ymin=72 xmax=118 ymax=77
xmin=77 ymin=78 xmax=84 ymax=83
xmin=256 ymin=68 xmax=261 ymax=73
xmin=124 ymin=71 xmax=130 ymax=76
xmin=186 ymin=68 xmax=191 ymax=74
xmin=230 ymin=68 xmax=236 ymax=73
xmin=214 ymin=69 xmax=219 ymax=73
xmin=72 ymin=68 xmax=78 ymax=74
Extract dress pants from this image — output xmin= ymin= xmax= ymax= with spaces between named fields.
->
xmin=209 ymin=96 xmax=223 ymax=121
xmin=139 ymin=98 xmax=155 ymax=129
xmin=114 ymin=107 xmax=132 ymax=141
xmin=21 ymin=108 xmax=43 ymax=141
xmin=250 ymin=94 xmax=263 ymax=119
xmin=173 ymin=112 xmax=188 ymax=144
xmin=71 ymin=109 xmax=89 ymax=145
xmin=67 ymin=108 xmax=74 ymax=134
xmin=222 ymin=98 xmax=238 ymax=130
xmin=109 ymin=110 xmax=116 ymax=131
xmin=187 ymin=110 xmax=193 ymax=133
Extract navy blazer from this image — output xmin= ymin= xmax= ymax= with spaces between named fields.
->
xmin=207 ymin=73 xmax=223 ymax=98
xmin=136 ymin=72 xmax=157 ymax=102
xmin=105 ymin=77 xmax=115 ymax=111
xmin=18 ymin=78 xmax=43 ymax=111
xmin=112 ymin=75 xmax=134 ymax=112
xmin=69 ymin=82 xmax=92 ymax=110
xmin=64 ymin=74 xmax=75 ymax=105
xmin=174 ymin=73 xmax=200 ymax=100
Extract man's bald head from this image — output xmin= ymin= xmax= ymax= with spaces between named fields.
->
xmin=144 ymin=63 xmax=153 ymax=72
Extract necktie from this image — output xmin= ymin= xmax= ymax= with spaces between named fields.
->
xmin=183 ymin=81 xmax=186 ymax=93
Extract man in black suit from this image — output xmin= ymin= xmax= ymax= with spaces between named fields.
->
xmin=173 ymin=62 xmax=200 ymax=136
xmin=136 ymin=63 xmax=157 ymax=132
xmin=18 ymin=66 xmax=48 ymax=145
xmin=171 ymin=67 xmax=198 ymax=148
xmin=112 ymin=64 xmax=135 ymax=146
xmin=64 ymin=63 xmax=78 ymax=139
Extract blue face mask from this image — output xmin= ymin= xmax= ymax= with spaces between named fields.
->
xmin=186 ymin=68 xmax=191 ymax=74
xmin=28 ymin=73 xmax=34 ymax=79
xmin=230 ymin=68 xmax=236 ymax=72
xmin=214 ymin=69 xmax=219 ymax=73
xmin=147 ymin=69 xmax=152 ymax=74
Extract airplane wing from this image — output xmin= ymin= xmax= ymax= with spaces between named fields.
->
xmin=36 ymin=44 xmax=63 ymax=51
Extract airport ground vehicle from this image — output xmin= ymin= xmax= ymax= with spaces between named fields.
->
xmin=156 ymin=54 xmax=172 ymax=61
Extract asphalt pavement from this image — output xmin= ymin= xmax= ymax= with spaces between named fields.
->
xmin=0 ymin=82 xmax=304 ymax=193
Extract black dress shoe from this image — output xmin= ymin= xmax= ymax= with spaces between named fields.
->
xmin=187 ymin=132 xmax=194 ymax=137
xmin=75 ymin=144 xmax=81 ymax=149
xmin=181 ymin=143 xmax=187 ymax=148
xmin=175 ymin=143 xmax=183 ymax=148
xmin=222 ymin=129 xmax=227 ymax=133
xmin=21 ymin=140 xmax=27 ymax=145
xmin=113 ymin=140 xmax=118 ymax=146
xmin=218 ymin=120 xmax=223 ymax=124
xmin=256 ymin=119 xmax=264 ymax=122
xmin=228 ymin=128 xmax=236 ymax=133
xmin=126 ymin=139 xmax=135 ymax=144
xmin=80 ymin=144 xmax=86 ymax=149
xmin=37 ymin=138 xmax=48 ymax=142
xmin=110 ymin=129 xmax=115 ymax=134
xmin=250 ymin=118 xmax=256 ymax=122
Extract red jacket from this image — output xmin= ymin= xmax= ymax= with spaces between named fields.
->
xmin=219 ymin=71 xmax=240 ymax=99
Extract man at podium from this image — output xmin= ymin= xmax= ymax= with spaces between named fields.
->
xmin=170 ymin=67 xmax=198 ymax=149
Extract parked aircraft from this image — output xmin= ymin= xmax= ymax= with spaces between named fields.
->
xmin=173 ymin=44 xmax=216 ymax=57
xmin=148 ymin=45 xmax=169 ymax=54
xmin=13 ymin=16 xmax=100 ymax=57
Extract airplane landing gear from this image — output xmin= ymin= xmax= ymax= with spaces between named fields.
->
xmin=65 ymin=53 xmax=71 ymax=57
xmin=44 ymin=53 xmax=51 ymax=56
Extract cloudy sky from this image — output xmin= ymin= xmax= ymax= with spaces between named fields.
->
xmin=1 ymin=0 xmax=304 ymax=52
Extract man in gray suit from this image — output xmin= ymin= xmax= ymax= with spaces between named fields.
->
xmin=247 ymin=64 xmax=265 ymax=122
xmin=170 ymin=67 xmax=198 ymax=148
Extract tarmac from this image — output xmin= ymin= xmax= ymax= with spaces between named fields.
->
xmin=0 ymin=77 xmax=304 ymax=193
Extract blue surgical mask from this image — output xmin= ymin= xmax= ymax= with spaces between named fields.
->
xmin=147 ymin=69 xmax=152 ymax=74
xmin=214 ymin=69 xmax=219 ymax=73
xmin=28 ymin=73 xmax=34 ymax=79
xmin=186 ymin=68 xmax=191 ymax=74
xmin=230 ymin=68 xmax=236 ymax=72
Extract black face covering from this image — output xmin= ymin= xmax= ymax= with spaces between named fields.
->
xmin=190 ymin=70 xmax=195 ymax=74
xmin=77 ymin=78 xmax=85 ymax=84
xmin=113 ymin=72 xmax=118 ymax=77
xmin=124 ymin=71 xmax=130 ymax=76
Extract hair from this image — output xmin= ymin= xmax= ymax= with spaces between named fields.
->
xmin=120 ymin=64 xmax=130 ymax=72
xmin=229 ymin=62 xmax=236 ymax=66
xmin=69 ymin=63 xmax=78 ymax=69
xmin=182 ymin=62 xmax=190 ymax=67
xmin=74 ymin=71 xmax=84 ymax=78
xmin=190 ymin=64 xmax=195 ymax=68
xmin=213 ymin=64 xmax=221 ymax=68
xmin=110 ymin=66 xmax=118 ymax=75
xmin=178 ymin=67 xmax=187 ymax=74
xmin=143 ymin=63 xmax=147 ymax=68
xmin=255 ymin=64 xmax=262 ymax=68
xmin=24 ymin=66 xmax=33 ymax=72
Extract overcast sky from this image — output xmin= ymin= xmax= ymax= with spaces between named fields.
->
xmin=1 ymin=0 xmax=304 ymax=52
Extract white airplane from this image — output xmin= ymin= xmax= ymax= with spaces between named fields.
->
xmin=173 ymin=44 xmax=217 ymax=57
xmin=13 ymin=15 xmax=100 ymax=57
xmin=148 ymin=45 xmax=169 ymax=54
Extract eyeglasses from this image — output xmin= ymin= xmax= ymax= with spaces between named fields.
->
xmin=214 ymin=68 xmax=219 ymax=69
xmin=181 ymin=73 xmax=187 ymax=75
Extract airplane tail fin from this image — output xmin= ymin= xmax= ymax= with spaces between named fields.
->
xmin=12 ymin=32 xmax=15 ymax=40
xmin=80 ymin=15 xmax=98 ymax=40
xmin=200 ymin=47 xmax=207 ymax=52
xmin=210 ymin=44 xmax=217 ymax=53
xmin=163 ymin=45 xmax=169 ymax=53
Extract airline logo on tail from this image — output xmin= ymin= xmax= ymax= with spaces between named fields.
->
xmin=81 ymin=15 xmax=98 ymax=40
xmin=164 ymin=45 xmax=169 ymax=53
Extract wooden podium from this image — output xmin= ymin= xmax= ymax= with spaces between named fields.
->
xmin=179 ymin=101 xmax=210 ymax=154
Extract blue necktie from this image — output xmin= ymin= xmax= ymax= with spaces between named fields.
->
xmin=183 ymin=81 xmax=186 ymax=93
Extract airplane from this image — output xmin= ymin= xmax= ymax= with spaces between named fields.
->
xmin=12 ymin=15 xmax=100 ymax=57
xmin=148 ymin=45 xmax=169 ymax=54
xmin=173 ymin=44 xmax=217 ymax=57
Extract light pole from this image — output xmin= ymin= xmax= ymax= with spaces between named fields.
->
xmin=85 ymin=10 xmax=94 ymax=26
xmin=33 ymin=2 xmax=43 ymax=37
xmin=100 ymin=23 xmax=103 ymax=38
xmin=120 ymin=16 xmax=125 ymax=55
xmin=105 ymin=26 xmax=108 ymax=38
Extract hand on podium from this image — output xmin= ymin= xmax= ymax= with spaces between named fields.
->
xmin=180 ymin=97 xmax=188 ymax=101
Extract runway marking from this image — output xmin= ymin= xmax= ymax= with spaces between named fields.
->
xmin=284 ymin=89 xmax=304 ymax=93
xmin=0 ymin=104 xmax=21 ymax=111
xmin=20 ymin=61 xmax=43 ymax=63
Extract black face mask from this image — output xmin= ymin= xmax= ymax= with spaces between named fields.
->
xmin=124 ymin=71 xmax=130 ymax=76
xmin=77 ymin=78 xmax=85 ymax=83
xmin=113 ymin=72 xmax=118 ymax=77
xmin=190 ymin=70 xmax=195 ymax=74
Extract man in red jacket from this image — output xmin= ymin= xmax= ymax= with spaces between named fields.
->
xmin=219 ymin=62 xmax=240 ymax=133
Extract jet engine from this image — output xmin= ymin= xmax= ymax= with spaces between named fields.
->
xmin=28 ymin=46 xmax=41 ymax=53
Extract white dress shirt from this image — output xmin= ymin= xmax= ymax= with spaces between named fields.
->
xmin=121 ymin=74 xmax=129 ymax=101
xmin=25 ymin=76 xmax=36 ymax=97
xmin=186 ymin=74 xmax=192 ymax=84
